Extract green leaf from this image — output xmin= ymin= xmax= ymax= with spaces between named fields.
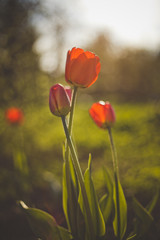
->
xmin=68 ymin=155 xmax=79 ymax=192
xmin=146 ymin=188 xmax=159 ymax=214
xmin=113 ymin=178 xmax=127 ymax=240
xmin=63 ymin=159 xmax=85 ymax=240
xmin=63 ymin=141 xmax=85 ymax=240
xmin=126 ymin=234 xmax=137 ymax=240
xmin=132 ymin=197 xmax=153 ymax=237
xmin=13 ymin=149 xmax=28 ymax=174
xmin=84 ymin=156 xmax=106 ymax=238
xmin=62 ymin=161 xmax=71 ymax=230
xmin=58 ymin=226 xmax=73 ymax=240
xmin=19 ymin=201 xmax=72 ymax=240
xmin=77 ymin=157 xmax=94 ymax=240
xmin=76 ymin=196 xmax=86 ymax=240
xmin=78 ymin=182 xmax=92 ymax=240
xmin=99 ymin=167 xmax=114 ymax=223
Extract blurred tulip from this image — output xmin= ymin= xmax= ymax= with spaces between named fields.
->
xmin=5 ymin=107 xmax=24 ymax=125
xmin=89 ymin=101 xmax=116 ymax=129
xmin=65 ymin=47 xmax=101 ymax=88
xmin=49 ymin=84 xmax=71 ymax=117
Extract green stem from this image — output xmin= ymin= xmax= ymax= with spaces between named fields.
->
xmin=65 ymin=86 xmax=77 ymax=161
xmin=107 ymin=127 xmax=120 ymax=240
xmin=64 ymin=87 xmax=79 ymax=234
xmin=62 ymin=116 xmax=94 ymax=240
xmin=68 ymin=86 xmax=78 ymax=135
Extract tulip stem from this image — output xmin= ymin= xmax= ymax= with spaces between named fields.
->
xmin=107 ymin=127 xmax=118 ymax=174
xmin=107 ymin=127 xmax=120 ymax=240
xmin=62 ymin=116 xmax=84 ymax=181
xmin=65 ymin=87 xmax=77 ymax=161
xmin=62 ymin=116 xmax=94 ymax=240
xmin=68 ymin=86 xmax=78 ymax=135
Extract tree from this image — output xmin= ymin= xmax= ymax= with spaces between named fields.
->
xmin=85 ymin=33 xmax=160 ymax=101
xmin=0 ymin=0 xmax=44 ymax=108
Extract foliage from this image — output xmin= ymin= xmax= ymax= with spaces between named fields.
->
xmin=15 ymin=98 xmax=159 ymax=240
xmin=0 ymin=0 xmax=46 ymax=108
xmin=1 ymin=102 xmax=160 ymax=195
xmin=19 ymin=201 xmax=72 ymax=240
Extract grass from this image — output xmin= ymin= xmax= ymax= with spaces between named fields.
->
xmin=73 ymin=102 xmax=160 ymax=193
xmin=1 ymin=100 xmax=160 ymax=240
xmin=1 ymin=101 xmax=160 ymax=196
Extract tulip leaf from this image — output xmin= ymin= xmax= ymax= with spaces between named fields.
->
xmin=113 ymin=178 xmax=127 ymax=240
xmin=13 ymin=149 xmax=28 ymax=174
xmin=77 ymin=155 xmax=95 ymax=240
xmin=84 ymin=155 xmax=106 ymax=238
xmin=99 ymin=167 xmax=114 ymax=223
xmin=146 ymin=188 xmax=159 ymax=213
xmin=126 ymin=234 xmax=137 ymax=240
xmin=63 ymin=145 xmax=78 ymax=232
xmin=62 ymin=161 xmax=72 ymax=230
xmin=132 ymin=197 xmax=153 ymax=237
xmin=78 ymin=183 xmax=91 ymax=240
xmin=19 ymin=201 xmax=72 ymax=240
xmin=63 ymin=156 xmax=85 ymax=240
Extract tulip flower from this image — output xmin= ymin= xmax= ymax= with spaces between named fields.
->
xmin=90 ymin=101 xmax=127 ymax=239
xmin=49 ymin=84 xmax=71 ymax=117
xmin=89 ymin=101 xmax=116 ymax=129
xmin=5 ymin=107 xmax=24 ymax=125
xmin=65 ymin=47 xmax=101 ymax=88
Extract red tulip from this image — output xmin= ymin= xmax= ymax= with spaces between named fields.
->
xmin=49 ymin=84 xmax=71 ymax=117
xmin=5 ymin=107 xmax=24 ymax=125
xmin=65 ymin=47 xmax=101 ymax=88
xmin=89 ymin=101 xmax=116 ymax=129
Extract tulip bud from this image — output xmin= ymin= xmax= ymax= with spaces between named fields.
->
xmin=5 ymin=107 xmax=24 ymax=125
xmin=49 ymin=84 xmax=71 ymax=117
xmin=89 ymin=101 xmax=116 ymax=129
xmin=64 ymin=86 xmax=72 ymax=101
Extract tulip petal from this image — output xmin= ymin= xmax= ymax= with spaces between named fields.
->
xmin=64 ymin=86 xmax=72 ymax=101
xmin=65 ymin=47 xmax=100 ymax=88
xmin=104 ymin=103 xmax=116 ymax=124
xmin=69 ymin=47 xmax=84 ymax=60
xmin=89 ymin=102 xmax=115 ymax=129
xmin=65 ymin=48 xmax=84 ymax=83
xmin=89 ymin=103 xmax=106 ymax=128
xmin=70 ymin=53 xmax=100 ymax=88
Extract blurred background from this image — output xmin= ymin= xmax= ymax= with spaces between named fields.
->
xmin=0 ymin=0 xmax=160 ymax=239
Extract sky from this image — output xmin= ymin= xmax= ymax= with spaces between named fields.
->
xmin=35 ymin=0 xmax=160 ymax=72
xmin=73 ymin=0 xmax=160 ymax=49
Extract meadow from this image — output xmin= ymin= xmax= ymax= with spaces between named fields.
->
xmin=36 ymin=101 xmax=159 ymax=177
xmin=1 ymin=99 xmax=160 ymax=239
xmin=3 ymin=100 xmax=160 ymax=192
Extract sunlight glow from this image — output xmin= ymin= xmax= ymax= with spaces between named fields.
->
xmin=80 ymin=0 xmax=160 ymax=48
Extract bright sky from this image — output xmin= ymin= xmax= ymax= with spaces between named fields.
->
xmin=36 ymin=0 xmax=160 ymax=72
xmin=75 ymin=0 xmax=160 ymax=49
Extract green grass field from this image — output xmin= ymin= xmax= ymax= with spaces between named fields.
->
xmin=1 ymin=101 xmax=160 ymax=194
xmin=73 ymin=102 xmax=160 ymax=194
xmin=7 ymin=100 xmax=158 ymax=196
